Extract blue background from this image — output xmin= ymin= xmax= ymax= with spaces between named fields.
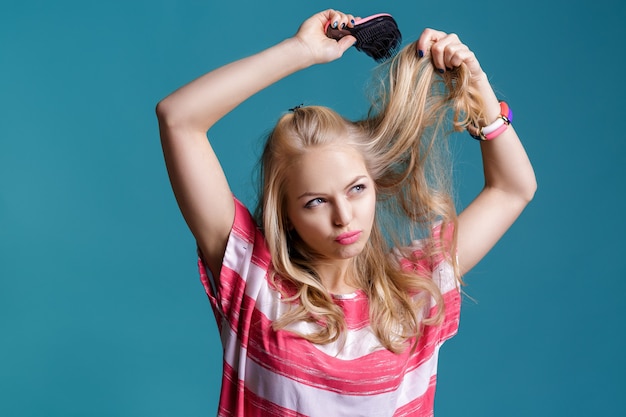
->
xmin=2 ymin=0 xmax=625 ymax=416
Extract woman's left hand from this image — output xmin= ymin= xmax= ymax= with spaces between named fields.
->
xmin=416 ymin=29 xmax=485 ymax=84
xmin=416 ymin=31 xmax=537 ymax=277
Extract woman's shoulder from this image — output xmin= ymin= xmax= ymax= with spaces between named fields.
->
xmin=231 ymin=197 xmax=257 ymax=237
xmin=389 ymin=221 xmax=457 ymax=290
xmin=225 ymin=196 xmax=272 ymax=269
xmin=393 ymin=221 xmax=454 ymax=264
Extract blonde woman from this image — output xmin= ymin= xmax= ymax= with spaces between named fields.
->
xmin=156 ymin=9 xmax=536 ymax=417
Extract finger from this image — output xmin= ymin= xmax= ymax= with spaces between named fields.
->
xmin=337 ymin=34 xmax=357 ymax=52
xmin=327 ymin=10 xmax=354 ymax=30
xmin=447 ymin=48 xmax=475 ymax=70
xmin=416 ymin=28 xmax=483 ymax=76
xmin=347 ymin=15 xmax=356 ymax=28
xmin=429 ymin=33 xmax=462 ymax=72
xmin=434 ymin=35 xmax=481 ymax=75
xmin=415 ymin=28 xmax=448 ymax=58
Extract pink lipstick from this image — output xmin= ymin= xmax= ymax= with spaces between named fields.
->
xmin=335 ymin=231 xmax=362 ymax=245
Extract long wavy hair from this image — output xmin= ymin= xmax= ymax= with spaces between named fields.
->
xmin=255 ymin=40 xmax=484 ymax=353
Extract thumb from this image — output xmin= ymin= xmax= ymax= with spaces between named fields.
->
xmin=336 ymin=35 xmax=357 ymax=54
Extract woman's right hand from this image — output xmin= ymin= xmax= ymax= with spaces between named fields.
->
xmin=157 ymin=10 xmax=359 ymax=277
xmin=293 ymin=9 xmax=357 ymax=64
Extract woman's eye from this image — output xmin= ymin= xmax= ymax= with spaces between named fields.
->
xmin=351 ymin=184 xmax=366 ymax=193
xmin=305 ymin=198 xmax=325 ymax=208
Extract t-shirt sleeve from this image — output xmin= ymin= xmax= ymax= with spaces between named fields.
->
xmin=428 ymin=221 xmax=460 ymax=343
xmin=399 ymin=221 xmax=461 ymax=344
xmin=197 ymin=197 xmax=271 ymax=334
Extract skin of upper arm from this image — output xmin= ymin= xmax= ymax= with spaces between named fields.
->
xmin=158 ymin=119 xmax=235 ymax=278
xmin=456 ymin=185 xmax=533 ymax=276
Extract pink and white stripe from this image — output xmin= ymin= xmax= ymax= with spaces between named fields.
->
xmin=198 ymin=198 xmax=460 ymax=417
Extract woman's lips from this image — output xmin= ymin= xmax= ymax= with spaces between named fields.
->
xmin=335 ymin=231 xmax=362 ymax=245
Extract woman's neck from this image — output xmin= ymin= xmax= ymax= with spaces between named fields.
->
xmin=314 ymin=259 xmax=361 ymax=295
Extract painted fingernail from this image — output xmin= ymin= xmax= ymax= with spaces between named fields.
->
xmin=418 ymin=50 xmax=424 ymax=58
xmin=438 ymin=68 xmax=445 ymax=74
xmin=340 ymin=22 xmax=346 ymax=29
xmin=332 ymin=21 xmax=338 ymax=28
xmin=351 ymin=19 xmax=355 ymax=24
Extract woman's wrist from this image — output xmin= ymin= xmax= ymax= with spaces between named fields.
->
xmin=282 ymin=37 xmax=318 ymax=69
xmin=471 ymin=71 xmax=501 ymax=120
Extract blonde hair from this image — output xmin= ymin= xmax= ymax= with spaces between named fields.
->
xmin=255 ymin=40 xmax=484 ymax=353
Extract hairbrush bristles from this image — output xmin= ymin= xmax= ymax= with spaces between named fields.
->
xmin=326 ymin=13 xmax=402 ymax=62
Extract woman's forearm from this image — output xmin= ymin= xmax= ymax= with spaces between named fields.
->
xmin=156 ymin=9 xmax=357 ymax=134
xmin=156 ymin=37 xmax=315 ymax=133
xmin=473 ymin=72 xmax=537 ymax=202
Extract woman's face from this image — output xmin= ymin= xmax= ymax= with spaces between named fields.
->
xmin=285 ymin=144 xmax=376 ymax=263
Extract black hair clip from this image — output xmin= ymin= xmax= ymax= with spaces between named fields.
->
xmin=288 ymin=104 xmax=304 ymax=112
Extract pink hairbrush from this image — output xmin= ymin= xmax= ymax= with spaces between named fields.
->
xmin=325 ymin=13 xmax=402 ymax=62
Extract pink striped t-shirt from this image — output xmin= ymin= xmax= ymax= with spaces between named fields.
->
xmin=198 ymin=198 xmax=460 ymax=417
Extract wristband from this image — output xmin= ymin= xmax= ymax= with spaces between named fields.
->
xmin=484 ymin=123 xmax=508 ymax=140
xmin=481 ymin=117 xmax=505 ymax=135
xmin=467 ymin=101 xmax=513 ymax=141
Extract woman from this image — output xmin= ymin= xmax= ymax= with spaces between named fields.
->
xmin=156 ymin=9 xmax=536 ymax=417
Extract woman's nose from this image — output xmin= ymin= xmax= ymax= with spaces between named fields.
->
xmin=333 ymin=199 xmax=352 ymax=226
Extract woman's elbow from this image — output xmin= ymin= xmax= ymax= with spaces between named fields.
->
xmin=520 ymin=175 xmax=538 ymax=204
xmin=155 ymin=98 xmax=176 ymax=128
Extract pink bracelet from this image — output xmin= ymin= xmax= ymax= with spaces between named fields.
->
xmin=484 ymin=122 xmax=508 ymax=140
xmin=467 ymin=101 xmax=513 ymax=141
xmin=481 ymin=117 xmax=505 ymax=135
xmin=499 ymin=101 xmax=513 ymax=122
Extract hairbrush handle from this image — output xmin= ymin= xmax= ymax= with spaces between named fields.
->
xmin=324 ymin=22 xmax=352 ymax=40
xmin=325 ymin=13 xmax=402 ymax=63
xmin=324 ymin=13 xmax=393 ymax=40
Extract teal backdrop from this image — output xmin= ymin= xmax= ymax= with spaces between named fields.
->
xmin=2 ymin=0 xmax=625 ymax=416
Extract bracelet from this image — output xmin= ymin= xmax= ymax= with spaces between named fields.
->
xmin=467 ymin=101 xmax=513 ymax=141
xmin=481 ymin=117 xmax=505 ymax=135
xmin=484 ymin=122 xmax=508 ymax=140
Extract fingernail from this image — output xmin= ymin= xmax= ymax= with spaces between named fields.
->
xmin=350 ymin=19 xmax=355 ymax=24
xmin=332 ymin=21 xmax=338 ymax=28
xmin=418 ymin=50 xmax=424 ymax=58
xmin=340 ymin=22 xmax=346 ymax=29
xmin=438 ymin=68 xmax=445 ymax=74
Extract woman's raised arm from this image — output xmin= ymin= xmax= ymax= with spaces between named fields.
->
xmin=416 ymin=29 xmax=537 ymax=276
xmin=156 ymin=10 xmax=356 ymax=276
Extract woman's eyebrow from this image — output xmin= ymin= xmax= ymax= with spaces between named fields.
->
xmin=297 ymin=191 xmax=324 ymax=200
xmin=296 ymin=175 xmax=370 ymax=200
